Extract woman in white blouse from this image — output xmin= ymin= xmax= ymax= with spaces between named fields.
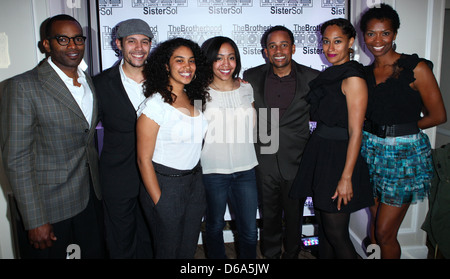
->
xmin=136 ymin=38 xmax=211 ymax=259
xmin=200 ymin=37 xmax=259 ymax=259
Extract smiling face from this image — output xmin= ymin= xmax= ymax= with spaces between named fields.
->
xmin=322 ymin=24 xmax=354 ymax=66
xmin=264 ymin=30 xmax=296 ymax=73
xmin=117 ymin=34 xmax=151 ymax=69
xmin=44 ymin=20 xmax=85 ymax=75
xmin=364 ymin=18 xmax=397 ymax=58
xmin=167 ymin=45 xmax=196 ymax=89
xmin=212 ymin=42 xmax=236 ymax=82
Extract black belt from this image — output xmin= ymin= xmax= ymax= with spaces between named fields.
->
xmin=314 ymin=124 xmax=349 ymax=140
xmin=364 ymin=120 xmax=419 ymax=138
xmin=154 ymin=164 xmax=202 ymax=177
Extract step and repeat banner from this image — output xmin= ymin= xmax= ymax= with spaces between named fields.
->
xmin=97 ymin=0 xmax=348 ymax=73
xmin=96 ymin=0 xmax=348 ymax=219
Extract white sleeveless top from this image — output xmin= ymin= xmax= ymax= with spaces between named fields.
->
xmin=201 ymin=82 xmax=258 ymax=174
xmin=137 ymin=93 xmax=208 ymax=170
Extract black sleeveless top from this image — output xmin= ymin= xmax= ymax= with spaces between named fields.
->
xmin=307 ymin=60 xmax=366 ymax=128
xmin=364 ymin=54 xmax=428 ymax=126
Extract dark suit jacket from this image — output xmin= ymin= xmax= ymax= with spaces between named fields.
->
xmin=93 ymin=64 xmax=142 ymax=199
xmin=243 ymin=61 xmax=319 ymax=181
xmin=1 ymin=59 xmax=101 ymax=230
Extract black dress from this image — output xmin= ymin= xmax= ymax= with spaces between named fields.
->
xmin=290 ymin=61 xmax=374 ymax=213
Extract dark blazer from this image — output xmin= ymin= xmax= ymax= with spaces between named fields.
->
xmin=93 ymin=64 xmax=142 ymax=199
xmin=1 ymin=60 xmax=101 ymax=230
xmin=243 ymin=61 xmax=319 ymax=181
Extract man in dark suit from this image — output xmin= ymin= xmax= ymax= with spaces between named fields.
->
xmin=1 ymin=15 xmax=104 ymax=258
xmin=243 ymin=25 xmax=319 ymax=259
xmin=93 ymin=19 xmax=153 ymax=258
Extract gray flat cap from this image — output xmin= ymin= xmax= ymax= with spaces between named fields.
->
xmin=116 ymin=19 xmax=154 ymax=39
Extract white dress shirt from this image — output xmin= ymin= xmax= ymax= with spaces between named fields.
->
xmin=119 ymin=59 xmax=146 ymax=111
xmin=47 ymin=57 xmax=93 ymax=127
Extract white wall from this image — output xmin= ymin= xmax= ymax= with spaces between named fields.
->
xmin=436 ymin=1 xmax=450 ymax=147
xmin=0 ymin=0 xmax=49 ymax=260
xmin=0 ymin=0 xmax=89 ymax=259
xmin=349 ymin=0 xmax=446 ymax=259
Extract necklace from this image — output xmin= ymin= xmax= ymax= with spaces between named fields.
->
xmin=211 ymin=80 xmax=236 ymax=92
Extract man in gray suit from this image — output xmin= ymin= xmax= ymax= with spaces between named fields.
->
xmin=1 ymin=15 xmax=105 ymax=258
xmin=243 ymin=26 xmax=319 ymax=259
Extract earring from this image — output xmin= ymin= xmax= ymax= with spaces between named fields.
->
xmin=392 ymin=41 xmax=397 ymax=51
xmin=349 ymin=48 xmax=355 ymax=60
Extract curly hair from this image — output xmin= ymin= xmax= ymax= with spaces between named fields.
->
xmin=143 ymin=37 xmax=212 ymax=110
xmin=360 ymin=3 xmax=401 ymax=34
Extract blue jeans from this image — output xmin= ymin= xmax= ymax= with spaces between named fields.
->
xmin=203 ymin=168 xmax=258 ymax=259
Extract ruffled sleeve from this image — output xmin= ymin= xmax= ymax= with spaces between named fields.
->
xmin=307 ymin=61 xmax=365 ymax=123
xmin=309 ymin=61 xmax=365 ymax=91
xmin=398 ymin=54 xmax=420 ymax=85
xmin=397 ymin=53 xmax=433 ymax=85
xmin=136 ymin=94 xmax=166 ymax=126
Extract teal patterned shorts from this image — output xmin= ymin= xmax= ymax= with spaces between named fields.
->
xmin=361 ymin=131 xmax=433 ymax=207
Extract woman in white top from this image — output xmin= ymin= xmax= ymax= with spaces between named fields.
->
xmin=200 ymin=36 xmax=259 ymax=259
xmin=136 ymin=38 xmax=211 ymax=259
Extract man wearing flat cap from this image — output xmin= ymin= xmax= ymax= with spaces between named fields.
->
xmin=93 ymin=18 xmax=154 ymax=258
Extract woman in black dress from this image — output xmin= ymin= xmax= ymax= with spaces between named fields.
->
xmin=290 ymin=18 xmax=373 ymax=259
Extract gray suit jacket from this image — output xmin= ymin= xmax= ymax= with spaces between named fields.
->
xmin=243 ymin=61 xmax=319 ymax=181
xmin=0 ymin=59 xmax=101 ymax=230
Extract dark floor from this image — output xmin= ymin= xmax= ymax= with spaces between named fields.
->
xmin=193 ymin=220 xmax=445 ymax=259
xmin=195 ymin=238 xmax=445 ymax=259
xmin=194 ymin=241 xmax=317 ymax=259
xmin=195 ymin=219 xmax=318 ymax=259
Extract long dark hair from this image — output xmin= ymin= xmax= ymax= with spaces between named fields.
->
xmin=201 ymin=36 xmax=242 ymax=80
xmin=143 ymin=37 xmax=212 ymax=110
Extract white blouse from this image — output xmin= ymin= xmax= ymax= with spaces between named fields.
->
xmin=201 ymin=82 xmax=258 ymax=174
xmin=137 ymin=93 xmax=208 ymax=170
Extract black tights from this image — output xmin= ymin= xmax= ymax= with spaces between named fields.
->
xmin=315 ymin=209 xmax=358 ymax=259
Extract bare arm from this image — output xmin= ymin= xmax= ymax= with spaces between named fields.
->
xmin=136 ymin=114 xmax=161 ymax=204
xmin=332 ymin=76 xmax=368 ymax=210
xmin=413 ymin=61 xmax=447 ymax=129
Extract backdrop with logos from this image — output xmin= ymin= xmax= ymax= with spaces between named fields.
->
xmin=97 ymin=0 xmax=348 ymax=73
xmin=96 ymin=0 xmax=349 ymax=222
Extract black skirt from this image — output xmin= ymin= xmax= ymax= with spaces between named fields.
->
xmin=290 ymin=128 xmax=374 ymax=213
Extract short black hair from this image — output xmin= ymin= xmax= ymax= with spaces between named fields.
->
xmin=201 ymin=36 xmax=242 ymax=80
xmin=45 ymin=14 xmax=82 ymax=38
xmin=360 ymin=3 xmax=401 ymax=34
xmin=261 ymin=25 xmax=295 ymax=49
xmin=320 ymin=18 xmax=356 ymax=39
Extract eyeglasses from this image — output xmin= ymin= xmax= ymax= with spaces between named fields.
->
xmin=48 ymin=36 xmax=86 ymax=46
